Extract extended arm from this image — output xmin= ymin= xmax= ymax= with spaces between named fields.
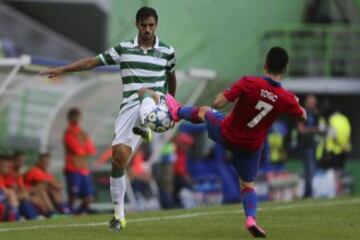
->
xmin=297 ymin=108 xmax=308 ymax=123
xmin=167 ymin=71 xmax=177 ymax=96
xmin=212 ymin=92 xmax=229 ymax=109
xmin=215 ymin=77 xmax=248 ymax=109
xmin=39 ymin=57 xmax=102 ymax=78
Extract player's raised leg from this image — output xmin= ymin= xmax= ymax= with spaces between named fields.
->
xmin=132 ymin=88 xmax=159 ymax=142
xmin=165 ymin=93 xmax=205 ymax=123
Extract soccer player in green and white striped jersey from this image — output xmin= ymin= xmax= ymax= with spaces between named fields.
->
xmin=98 ymin=33 xmax=176 ymax=113
xmin=40 ymin=7 xmax=177 ymax=231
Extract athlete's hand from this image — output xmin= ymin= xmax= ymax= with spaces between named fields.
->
xmin=39 ymin=67 xmax=65 ymax=78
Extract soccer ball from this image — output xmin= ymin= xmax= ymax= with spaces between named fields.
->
xmin=144 ymin=105 xmax=175 ymax=133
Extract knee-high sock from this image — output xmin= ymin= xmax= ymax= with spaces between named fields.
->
xmin=178 ymin=106 xmax=203 ymax=123
xmin=110 ymin=176 xmax=126 ymax=220
xmin=241 ymin=187 xmax=257 ymax=218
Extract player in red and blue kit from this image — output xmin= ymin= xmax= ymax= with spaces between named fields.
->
xmin=64 ymin=108 xmax=96 ymax=214
xmin=165 ymin=47 xmax=306 ymax=238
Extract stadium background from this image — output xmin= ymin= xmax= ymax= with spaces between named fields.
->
xmin=0 ymin=0 xmax=360 ymax=215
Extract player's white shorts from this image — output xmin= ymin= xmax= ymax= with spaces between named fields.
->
xmin=112 ymin=105 xmax=141 ymax=151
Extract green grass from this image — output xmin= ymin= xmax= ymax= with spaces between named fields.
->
xmin=1 ymin=196 xmax=360 ymax=240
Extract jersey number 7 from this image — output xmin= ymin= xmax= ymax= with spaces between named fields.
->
xmin=247 ymin=100 xmax=273 ymax=128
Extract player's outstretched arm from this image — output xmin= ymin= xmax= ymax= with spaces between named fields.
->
xmin=39 ymin=57 xmax=102 ymax=78
xmin=297 ymin=107 xmax=307 ymax=122
xmin=167 ymin=71 xmax=177 ymax=96
xmin=212 ymin=92 xmax=229 ymax=109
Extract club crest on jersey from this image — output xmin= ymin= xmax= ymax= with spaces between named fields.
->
xmin=154 ymin=50 xmax=163 ymax=58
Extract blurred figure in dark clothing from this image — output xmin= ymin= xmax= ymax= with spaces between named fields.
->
xmin=297 ymin=95 xmax=323 ymax=198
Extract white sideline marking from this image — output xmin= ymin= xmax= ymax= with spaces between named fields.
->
xmin=1 ymin=198 xmax=359 ymax=233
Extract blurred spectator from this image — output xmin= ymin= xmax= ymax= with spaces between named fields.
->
xmin=322 ymin=107 xmax=352 ymax=170
xmin=24 ymin=153 xmax=69 ymax=216
xmin=0 ymin=155 xmax=19 ymax=221
xmin=179 ymin=123 xmax=210 ymax=160
xmin=173 ymin=133 xmax=194 ymax=208
xmin=297 ymin=94 xmax=323 ymax=198
xmin=0 ymin=170 xmax=7 ymax=220
xmin=153 ymin=142 xmax=176 ymax=209
xmin=2 ymin=152 xmax=39 ymax=220
xmin=268 ymin=120 xmax=288 ymax=172
xmin=64 ymin=108 xmax=96 ymax=214
xmin=128 ymin=144 xmax=153 ymax=200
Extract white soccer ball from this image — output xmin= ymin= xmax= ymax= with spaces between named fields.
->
xmin=144 ymin=106 xmax=175 ymax=133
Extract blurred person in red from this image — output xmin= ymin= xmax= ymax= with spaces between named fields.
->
xmin=64 ymin=107 xmax=96 ymax=214
xmin=173 ymin=133 xmax=194 ymax=208
xmin=128 ymin=144 xmax=153 ymax=201
xmin=24 ymin=153 xmax=69 ymax=216
xmin=0 ymin=172 xmax=7 ymax=221
xmin=0 ymin=155 xmax=20 ymax=221
xmin=14 ymin=152 xmax=59 ymax=217
xmin=2 ymin=152 xmax=39 ymax=220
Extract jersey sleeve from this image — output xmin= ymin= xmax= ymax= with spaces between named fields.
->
xmin=97 ymin=44 xmax=122 ymax=65
xmin=165 ymin=47 xmax=176 ymax=73
xmin=223 ymin=77 xmax=249 ymax=102
xmin=285 ymin=93 xmax=305 ymax=117
xmin=85 ymin=137 xmax=97 ymax=156
xmin=25 ymin=168 xmax=52 ymax=185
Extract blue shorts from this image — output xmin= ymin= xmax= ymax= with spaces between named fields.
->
xmin=205 ymin=109 xmax=261 ymax=182
xmin=65 ymin=172 xmax=94 ymax=198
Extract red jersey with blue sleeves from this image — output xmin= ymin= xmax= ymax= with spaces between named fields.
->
xmin=221 ymin=76 xmax=304 ymax=152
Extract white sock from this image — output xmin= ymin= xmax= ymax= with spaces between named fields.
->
xmin=140 ymin=97 xmax=157 ymax=123
xmin=110 ymin=176 xmax=126 ymax=220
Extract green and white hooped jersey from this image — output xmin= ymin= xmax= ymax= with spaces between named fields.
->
xmin=97 ymin=36 xmax=176 ymax=113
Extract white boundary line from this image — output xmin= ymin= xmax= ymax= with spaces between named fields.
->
xmin=1 ymin=198 xmax=359 ymax=233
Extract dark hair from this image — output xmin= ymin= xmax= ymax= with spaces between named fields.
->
xmin=2 ymin=155 xmax=12 ymax=161
xmin=265 ymin=47 xmax=289 ymax=75
xmin=136 ymin=6 xmax=158 ymax=23
xmin=38 ymin=152 xmax=51 ymax=161
xmin=67 ymin=107 xmax=81 ymax=120
xmin=13 ymin=150 xmax=25 ymax=158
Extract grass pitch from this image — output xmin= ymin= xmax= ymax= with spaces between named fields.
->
xmin=1 ymin=196 xmax=359 ymax=240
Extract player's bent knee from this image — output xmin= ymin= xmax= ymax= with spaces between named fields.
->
xmin=112 ymin=155 xmax=127 ymax=169
xmin=112 ymin=144 xmax=132 ymax=169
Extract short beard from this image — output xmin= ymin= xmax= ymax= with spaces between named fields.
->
xmin=140 ymin=33 xmax=154 ymax=41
